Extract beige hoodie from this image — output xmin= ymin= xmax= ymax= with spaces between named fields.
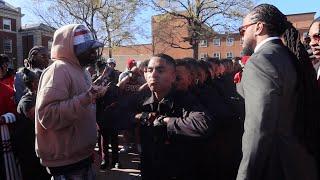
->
xmin=35 ymin=24 xmax=97 ymax=167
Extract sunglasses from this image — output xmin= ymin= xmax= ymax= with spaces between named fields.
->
xmin=239 ymin=22 xmax=257 ymax=36
xmin=310 ymin=33 xmax=320 ymax=41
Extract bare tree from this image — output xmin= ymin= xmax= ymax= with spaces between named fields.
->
xmin=32 ymin=0 xmax=144 ymax=58
xmin=150 ymin=0 xmax=255 ymax=59
xmin=98 ymin=0 xmax=142 ymax=57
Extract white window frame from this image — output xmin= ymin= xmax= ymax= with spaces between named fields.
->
xmin=213 ymin=38 xmax=221 ymax=46
xmin=226 ymin=52 xmax=233 ymax=59
xmin=226 ymin=37 xmax=234 ymax=46
xmin=4 ymin=39 xmax=12 ymax=53
xmin=213 ymin=52 xmax=221 ymax=59
xmin=199 ymin=39 xmax=208 ymax=47
xmin=48 ymin=40 xmax=53 ymax=50
xmin=200 ymin=53 xmax=208 ymax=59
xmin=3 ymin=18 xmax=12 ymax=31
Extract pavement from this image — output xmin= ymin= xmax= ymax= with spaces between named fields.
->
xmin=94 ymin=150 xmax=142 ymax=180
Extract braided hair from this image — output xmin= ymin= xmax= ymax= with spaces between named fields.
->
xmin=250 ymin=4 xmax=288 ymax=36
xmin=283 ymin=21 xmax=320 ymax=157
xmin=27 ymin=46 xmax=47 ymax=68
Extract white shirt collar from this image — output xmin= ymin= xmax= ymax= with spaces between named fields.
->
xmin=317 ymin=67 xmax=320 ymax=80
xmin=254 ymin=37 xmax=281 ymax=53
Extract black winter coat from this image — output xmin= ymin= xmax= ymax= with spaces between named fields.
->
xmin=137 ymin=90 xmax=213 ymax=180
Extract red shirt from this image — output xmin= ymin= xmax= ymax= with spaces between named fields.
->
xmin=0 ymin=82 xmax=16 ymax=116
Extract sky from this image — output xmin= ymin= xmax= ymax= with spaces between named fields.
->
xmin=7 ymin=0 xmax=320 ymax=44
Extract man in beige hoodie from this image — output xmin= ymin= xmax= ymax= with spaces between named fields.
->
xmin=35 ymin=24 xmax=105 ymax=180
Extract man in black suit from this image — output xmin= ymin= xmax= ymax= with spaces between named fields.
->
xmin=236 ymin=4 xmax=318 ymax=180
xmin=308 ymin=17 xmax=320 ymax=86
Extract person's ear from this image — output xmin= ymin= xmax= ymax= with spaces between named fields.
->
xmin=255 ymin=22 xmax=264 ymax=36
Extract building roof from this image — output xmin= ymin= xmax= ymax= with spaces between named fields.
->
xmin=286 ymin=12 xmax=317 ymax=17
xmin=21 ymin=23 xmax=56 ymax=32
xmin=0 ymin=0 xmax=20 ymax=13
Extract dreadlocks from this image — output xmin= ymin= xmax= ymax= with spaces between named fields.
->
xmin=283 ymin=21 xmax=320 ymax=158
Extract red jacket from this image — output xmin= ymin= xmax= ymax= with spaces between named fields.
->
xmin=0 ymin=82 xmax=16 ymax=116
xmin=0 ymin=75 xmax=14 ymax=90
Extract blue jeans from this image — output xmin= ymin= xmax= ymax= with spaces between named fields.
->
xmin=51 ymin=164 xmax=95 ymax=180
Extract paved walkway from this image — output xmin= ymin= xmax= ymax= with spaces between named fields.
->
xmin=94 ymin=151 xmax=142 ymax=180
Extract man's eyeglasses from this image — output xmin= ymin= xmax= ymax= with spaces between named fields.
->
xmin=239 ymin=22 xmax=257 ymax=36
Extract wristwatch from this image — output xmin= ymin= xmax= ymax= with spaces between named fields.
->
xmin=140 ymin=112 xmax=149 ymax=120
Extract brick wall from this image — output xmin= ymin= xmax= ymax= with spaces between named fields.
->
xmin=0 ymin=31 xmax=17 ymax=59
xmin=102 ymin=12 xmax=316 ymax=65
xmin=103 ymin=44 xmax=153 ymax=71
xmin=22 ymin=35 xmax=34 ymax=60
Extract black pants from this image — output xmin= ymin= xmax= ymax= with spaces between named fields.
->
xmin=100 ymin=129 xmax=119 ymax=163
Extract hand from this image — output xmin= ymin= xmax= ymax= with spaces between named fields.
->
xmin=90 ymin=85 xmax=108 ymax=99
xmin=153 ymin=116 xmax=169 ymax=126
xmin=135 ymin=112 xmax=157 ymax=125
xmin=163 ymin=117 xmax=170 ymax=124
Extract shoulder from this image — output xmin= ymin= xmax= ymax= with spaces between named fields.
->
xmin=41 ymin=60 xmax=74 ymax=78
xmin=39 ymin=61 xmax=75 ymax=90
xmin=174 ymin=91 xmax=201 ymax=106
xmin=247 ymin=43 xmax=288 ymax=77
xmin=17 ymin=93 xmax=35 ymax=113
xmin=0 ymin=82 xmax=13 ymax=95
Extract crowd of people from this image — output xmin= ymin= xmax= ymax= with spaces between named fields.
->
xmin=0 ymin=3 xmax=320 ymax=180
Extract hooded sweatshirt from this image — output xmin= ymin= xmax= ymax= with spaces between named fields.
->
xmin=35 ymin=24 xmax=97 ymax=167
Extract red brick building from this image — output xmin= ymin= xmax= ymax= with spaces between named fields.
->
xmin=0 ymin=0 xmax=22 ymax=67
xmin=0 ymin=0 xmax=54 ymax=68
xmin=20 ymin=23 xmax=55 ymax=64
xmin=104 ymin=12 xmax=316 ymax=71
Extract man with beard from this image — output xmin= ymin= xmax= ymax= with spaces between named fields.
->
xmin=136 ymin=54 xmax=212 ymax=180
xmin=14 ymin=46 xmax=49 ymax=103
xmin=237 ymin=4 xmax=318 ymax=180
xmin=308 ymin=17 xmax=320 ymax=86
xmin=35 ymin=24 xmax=106 ymax=180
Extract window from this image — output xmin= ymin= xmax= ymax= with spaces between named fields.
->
xmin=226 ymin=52 xmax=233 ymax=59
xmin=48 ymin=40 xmax=53 ymax=50
xmin=199 ymin=40 xmax=208 ymax=47
xmin=213 ymin=52 xmax=221 ymax=59
xmin=200 ymin=53 xmax=208 ymax=60
xmin=213 ymin=38 xmax=221 ymax=46
xmin=3 ymin=18 xmax=11 ymax=31
xmin=4 ymin=39 xmax=12 ymax=53
xmin=226 ymin=37 xmax=234 ymax=46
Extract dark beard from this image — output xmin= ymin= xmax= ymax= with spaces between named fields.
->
xmin=79 ymin=57 xmax=96 ymax=67
xmin=243 ymin=44 xmax=254 ymax=56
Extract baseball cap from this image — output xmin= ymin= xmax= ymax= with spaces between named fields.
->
xmin=73 ymin=25 xmax=103 ymax=56
xmin=127 ymin=58 xmax=136 ymax=69
xmin=107 ymin=58 xmax=116 ymax=64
